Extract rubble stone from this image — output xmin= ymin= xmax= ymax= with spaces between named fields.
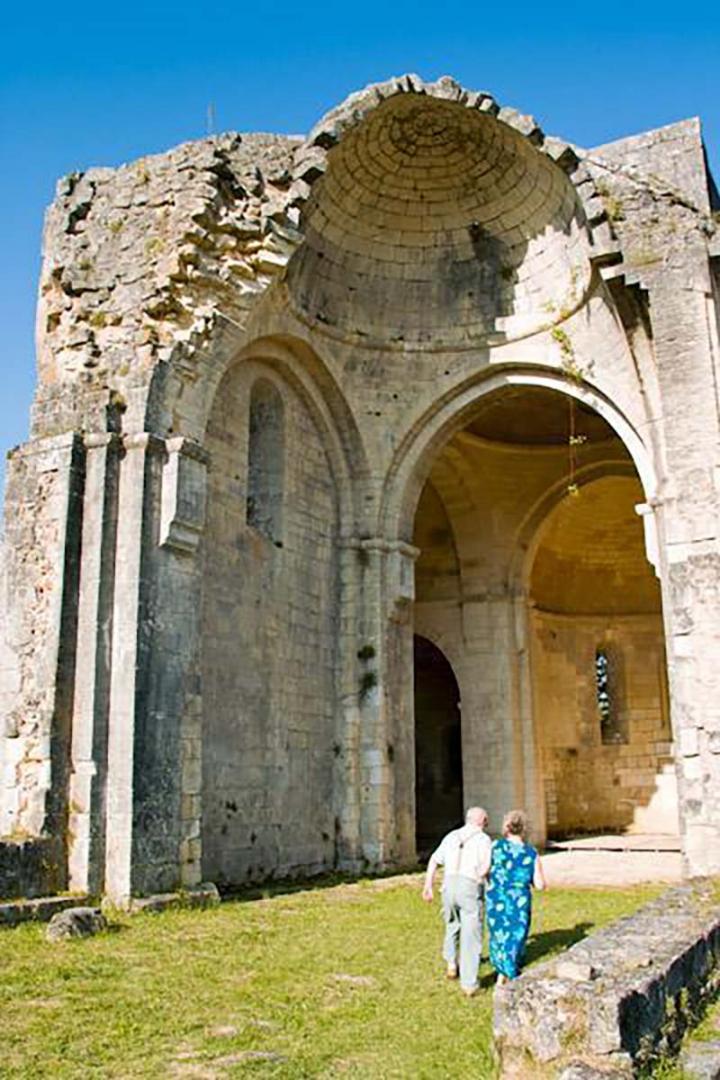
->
xmin=45 ymin=906 xmax=107 ymax=942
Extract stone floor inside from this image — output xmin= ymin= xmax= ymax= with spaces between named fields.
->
xmin=543 ymin=832 xmax=683 ymax=887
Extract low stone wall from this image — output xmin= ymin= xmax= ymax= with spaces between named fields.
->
xmin=493 ymin=880 xmax=720 ymax=1077
xmin=123 ymin=882 xmax=221 ymax=914
xmin=0 ymin=837 xmax=64 ymax=900
xmin=0 ymin=894 xmax=86 ymax=928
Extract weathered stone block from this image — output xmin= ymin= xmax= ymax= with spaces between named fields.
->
xmin=46 ymin=906 xmax=107 ymax=942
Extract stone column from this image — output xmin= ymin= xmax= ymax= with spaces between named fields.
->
xmin=386 ymin=542 xmax=420 ymax=864
xmin=333 ymin=544 xmax=365 ymax=870
xmin=67 ymin=434 xmax=119 ymax=895
xmin=104 ymin=433 xmax=158 ymax=904
xmin=158 ymin=437 xmax=209 ymax=890
xmin=513 ymin=592 xmax=546 ymax=843
xmin=458 ymin=595 xmax=523 ymax=833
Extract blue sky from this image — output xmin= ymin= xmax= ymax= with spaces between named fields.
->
xmin=1 ymin=1 xmax=718 ymax=499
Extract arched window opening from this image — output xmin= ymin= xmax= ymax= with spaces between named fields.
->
xmin=247 ymin=380 xmax=284 ymax=545
xmin=596 ymin=645 xmax=626 ymax=744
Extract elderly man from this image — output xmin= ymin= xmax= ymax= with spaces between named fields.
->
xmin=422 ymin=806 xmax=492 ymax=997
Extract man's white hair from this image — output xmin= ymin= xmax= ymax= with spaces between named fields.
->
xmin=466 ymin=806 xmax=488 ymax=826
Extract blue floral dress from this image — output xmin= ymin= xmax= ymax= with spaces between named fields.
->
xmin=486 ymin=838 xmax=537 ymax=978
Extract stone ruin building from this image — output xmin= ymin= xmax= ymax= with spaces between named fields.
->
xmin=1 ymin=75 xmax=719 ymax=904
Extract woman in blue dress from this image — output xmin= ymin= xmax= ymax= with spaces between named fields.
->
xmin=486 ymin=810 xmax=547 ymax=985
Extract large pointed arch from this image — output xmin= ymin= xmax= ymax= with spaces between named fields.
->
xmin=380 ymin=366 xmax=660 ymax=546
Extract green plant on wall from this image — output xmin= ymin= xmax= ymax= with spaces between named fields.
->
xmin=549 ymin=326 xmax=590 ymax=498
xmin=551 ymin=327 xmax=584 ymax=383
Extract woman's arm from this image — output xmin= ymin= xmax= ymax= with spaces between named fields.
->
xmin=477 ymin=841 xmax=492 ymax=882
xmin=533 ymin=854 xmax=547 ymax=890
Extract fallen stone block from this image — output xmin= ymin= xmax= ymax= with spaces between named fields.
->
xmin=45 ymin=906 xmax=107 ymax=942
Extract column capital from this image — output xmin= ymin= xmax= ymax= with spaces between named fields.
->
xmin=122 ymin=432 xmax=166 ymax=454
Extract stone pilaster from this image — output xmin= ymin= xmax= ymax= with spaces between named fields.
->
xmin=104 ymin=433 xmax=209 ymax=902
xmin=458 ymin=595 xmax=523 ymax=832
xmin=67 ymin=434 xmax=120 ymax=895
xmin=646 ymin=258 xmax=720 ymax=877
xmin=104 ymin=433 xmax=160 ymax=903
xmin=335 ymin=537 xmax=418 ymax=870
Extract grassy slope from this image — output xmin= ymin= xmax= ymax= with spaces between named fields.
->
xmin=0 ymin=879 xmax=662 ymax=1079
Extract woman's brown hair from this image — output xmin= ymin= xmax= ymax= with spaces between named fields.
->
xmin=502 ymin=810 xmax=528 ymax=840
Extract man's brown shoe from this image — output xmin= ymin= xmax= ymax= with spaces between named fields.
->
xmin=445 ymin=963 xmax=458 ymax=980
xmin=462 ymin=987 xmax=477 ymax=998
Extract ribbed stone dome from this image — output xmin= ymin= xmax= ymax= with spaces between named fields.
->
xmin=287 ymin=91 xmax=593 ymax=348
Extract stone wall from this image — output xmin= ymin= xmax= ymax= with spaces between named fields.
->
xmin=0 ymin=435 xmax=83 ymax=858
xmin=534 ymin=613 xmax=676 ymax=836
xmin=0 ymin=838 xmax=64 ymax=900
xmin=586 ymin=117 xmax=720 ymax=876
xmin=493 ymin=879 xmax=720 ymax=1077
xmin=200 ymin=359 xmax=339 ymax=886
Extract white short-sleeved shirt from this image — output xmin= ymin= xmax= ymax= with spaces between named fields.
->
xmin=431 ymin=824 xmax=492 ymax=884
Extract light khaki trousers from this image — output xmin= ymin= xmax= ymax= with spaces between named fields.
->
xmin=441 ymin=874 xmax=483 ymax=991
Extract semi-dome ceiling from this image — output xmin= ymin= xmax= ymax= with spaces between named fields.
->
xmin=286 ymin=87 xmax=595 ymax=348
xmin=465 ymin=386 xmax=623 ymax=447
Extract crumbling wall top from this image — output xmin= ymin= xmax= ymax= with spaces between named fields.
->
xmin=34 ymin=131 xmax=301 ymax=435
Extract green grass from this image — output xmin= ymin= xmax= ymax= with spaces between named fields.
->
xmin=0 ymin=878 xmax=662 ymax=1079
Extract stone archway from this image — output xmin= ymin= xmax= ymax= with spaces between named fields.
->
xmin=399 ymin=376 xmax=673 ymax=847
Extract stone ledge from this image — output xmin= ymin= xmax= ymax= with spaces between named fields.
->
xmin=113 ymin=882 xmax=221 ymax=915
xmin=0 ymin=894 xmax=88 ymax=928
xmin=493 ymin=879 xmax=720 ymax=1077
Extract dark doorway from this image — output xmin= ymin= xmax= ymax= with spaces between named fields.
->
xmin=414 ymin=635 xmax=463 ymax=857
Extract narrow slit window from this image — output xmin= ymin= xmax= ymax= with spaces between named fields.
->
xmin=246 ymin=379 xmax=284 ymax=545
xmin=596 ymin=645 xmax=626 ymax=744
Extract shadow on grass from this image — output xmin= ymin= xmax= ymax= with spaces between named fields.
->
xmin=476 ymin=923 xmax=595 ymax=988
xmin=524 ymin=921 xmax=594 ymax=966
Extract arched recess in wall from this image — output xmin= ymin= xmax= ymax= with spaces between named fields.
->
xmin=246 ymin=379 xmax=285 ymax=544
xmin=145 ymin=328 xmax=368 ymax=530
xmin=199 ymin=355 xmax=343 ymax=888
xmin=523 ymin=472 xmax=677 ymax=839
xmin=381 ymin=367 xmax=669 ymax=852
